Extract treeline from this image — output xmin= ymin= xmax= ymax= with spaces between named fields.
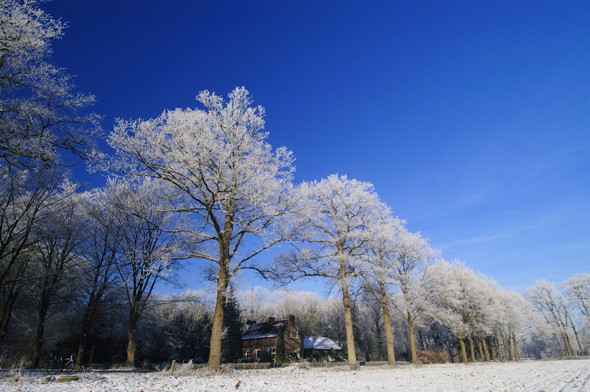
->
xmin=0 ymin=0 xmax=588 ymax=371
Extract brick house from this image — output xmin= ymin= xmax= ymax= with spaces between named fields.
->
xmin=240 ymin=315 xmax=303 ymax=361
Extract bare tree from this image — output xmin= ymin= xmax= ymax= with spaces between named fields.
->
xmin=97 ymin=87 xmax=297 ymax=369
xmin=28 ymin=181 xmax=87 ymax=368
xmin=72 ymin=185 xmax=123 ymax=369
xmin=107 ymin=178 xmax=186 ymax=367
xmin=0 ymin=167 xmax=65 ymax=348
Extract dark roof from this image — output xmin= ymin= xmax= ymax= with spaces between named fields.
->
xmin=241 ymin=319 xmax=288 ymax=340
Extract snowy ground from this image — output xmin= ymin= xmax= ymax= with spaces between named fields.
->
xmin=2 ymin=359 xmax=590 ymax=392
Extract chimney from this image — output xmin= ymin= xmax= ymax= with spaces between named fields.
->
xmin=289 ymin=315 xmax=295 ymax=323
xmin=268 ymin=317 xmax=275 ymax=323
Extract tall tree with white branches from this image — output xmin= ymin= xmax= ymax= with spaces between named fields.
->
xmin=387 ymin=229 xmax=438 ymax=364
xmin=359 ymin=215 xmax=403 ymax=365
xmin=273 ymin=174 xmax=387 ymax=367
xmin=95 ymin=87 xmax=297 ymax=369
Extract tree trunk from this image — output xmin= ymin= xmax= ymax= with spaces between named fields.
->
xmin=512 ymin=334 xmax=520 ymax=361
xmin=489 ymin=337 xmax=496 ymax=361
xmin=497 ymin=336 xmax=504 ymax=362
xmin=0 ymin=282 xmax=20 ymax=347
xmin=481 ymin=337 xmax=490 ymax=361
xmin=407 ymin=313 xmax=418 ymax=364
xmin=504 ymin=336 xmax=512 ymax=361
xmin=553 ymin=334 xmax=565 ymax=357
xmin=340 ymin=274 xmax=357 ymax=367
xmin=75 ymin=302 xmax=95 ymax=369
xmin=31 ymin=278 xmax=52 ymax=368
xmin=207 ymin=264 xmax=229 ymax=370
xmin=477 ymin=336 xmax=484 ymax=361
xmin=563 ymin=332 xmax=574 ymax=356
xmin=458 ymin=338 xmax=468 ymax=363
xmin=570 ymin=322 xmax=584 ymax=355
xmin=379 ymin=283 xmax=396 ymax=366
xmin=467 ymin=335 xmax=476 ymax=362
xmin=0 ymin=256 xmax=29 ymax=348
xmin=126 ymin=298 xmax=140 ymax=367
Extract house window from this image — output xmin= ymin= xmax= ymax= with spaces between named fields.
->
xmin=286 ymin=330 xmax=298 ymax=339
xmin=244 ymin=347 xmax=252 ymax=359
xmin=266 ymin=346 xmax=276 ymax=360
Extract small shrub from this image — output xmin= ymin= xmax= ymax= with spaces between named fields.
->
xmin=417 ymin=350 xmax=450 ymax=364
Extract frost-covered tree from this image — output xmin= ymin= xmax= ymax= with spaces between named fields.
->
xmin=563 ymin=273 xmax=590 ymax=323
xmin=387 ymin=229 xmax=438 ymax=364
xmin=274 ymin=174 xmax=387 ymax=367
xmin=97 ymin=87 xmax=297 ymax=369
xmin=429 ymin=260 xmax=494 ymax=363
xmin=107 ymin=178 xmax=186 ymax=367
xmin=0 ymin=0 xmax=101 ymax=168
xmin=491 ymin=290 xmax=529 ymax=361
xmin=525 ymin=280 xmax=577 ymax=356
xmin=359 ymin=215 xmax=401 ymax=365
xmin=360 ymin=212 xmax=439 ymax=364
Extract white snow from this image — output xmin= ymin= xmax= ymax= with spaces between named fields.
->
xmin=304 ymin=336 xmax=342 ymax=350
xmin=2 ymin=359 xmax=590 ymax=392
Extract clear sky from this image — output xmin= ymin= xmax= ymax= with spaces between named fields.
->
xmin=40 ymin=0 xmax=589 ymax=293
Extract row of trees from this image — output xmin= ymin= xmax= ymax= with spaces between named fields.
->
xmin=0 ymin=0 xmax=587 ymax=370
xmin=2 ymin=161 xmax=587 ymax=368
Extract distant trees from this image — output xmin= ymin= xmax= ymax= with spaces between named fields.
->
xmin=429 ymin=260 xmax=494 ymax=363
xmin=525 ymin=280 xmax=584 ymax=357
xmin=563 ymin=274 xmax=590 ymax=324
xmin=0 ymin=0 xmax=101 ymax=168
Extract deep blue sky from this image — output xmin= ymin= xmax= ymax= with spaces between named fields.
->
xmin=41 ymin=0 xmax=589 ymax=293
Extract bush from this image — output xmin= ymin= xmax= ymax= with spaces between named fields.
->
xmin=416 ymin=351 xmax=450 ymax=364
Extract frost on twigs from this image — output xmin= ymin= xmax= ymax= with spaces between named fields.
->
xmin=101 ymin=86 xmax=299 ymax=370
xmin=0 ymin=0 xmax=102 ymax=168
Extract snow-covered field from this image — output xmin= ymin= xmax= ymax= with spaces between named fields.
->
xmin=2 ymin=359 xmax=589 ymax=392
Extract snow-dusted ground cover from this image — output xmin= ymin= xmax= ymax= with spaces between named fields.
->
xmin=2 ymin=359 xmax=590 ymax=392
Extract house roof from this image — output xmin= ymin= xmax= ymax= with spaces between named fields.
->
xmin=303 ymin=336 xmax=342 ymax=351
xmin=241 ymin=318 xmax=288 ymax=340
